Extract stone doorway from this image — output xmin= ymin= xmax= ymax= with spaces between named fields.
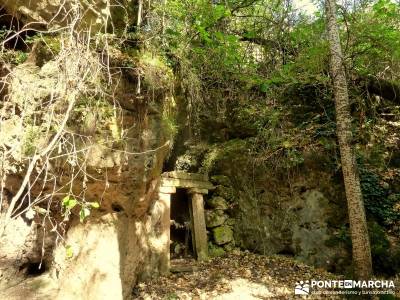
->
xmin=158 ymin=171 xmax=213 ymax=273
xmin=170 ymin=188 xmax=193 ymax=259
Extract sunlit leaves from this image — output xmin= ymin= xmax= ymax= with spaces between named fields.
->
xmin=349 ymin=0 xmax=400 ymax=75
xmin=89 ymin=202 xmax=100 ymax=208
xmin=62 ymin=194 xmax=100 ymax=222
xmin=79 ymin=207 xmax=91 ymax=222
xmin=65 ymin=245 xmax=74 ymax=259
xmin=62 ymin=195 xmax=78 ymax=210
xmin=162 ymin=0 xmax=399 ymax=101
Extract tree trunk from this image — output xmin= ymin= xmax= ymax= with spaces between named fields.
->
xmin=325 ymin=0 xmax=373 ymax=280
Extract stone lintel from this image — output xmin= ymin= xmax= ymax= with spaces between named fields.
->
xmin=159 ymin=186 xmax=176 ymax=194
xmin=161 ymin=178 xmax=213 ymax=190
xmin=162 ymin=171 xmax=208 ymax=182
xmin=188 ymin=188 xmax=209 ymax=195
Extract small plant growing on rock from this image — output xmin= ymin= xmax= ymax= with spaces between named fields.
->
xmin=62 ymin=195 xmax=100 ymax=222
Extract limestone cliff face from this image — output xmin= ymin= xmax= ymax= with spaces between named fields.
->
xmin=0 ymin=36 xmax=175 ymax=299
xmin=0 ymin=0 xmax=129 ymax=30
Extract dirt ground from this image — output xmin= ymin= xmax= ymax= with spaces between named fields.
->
xmin=134 ymin=252 xmax=349 ymax=300
xmin=1 ymin=252 xmax=398 ymax=299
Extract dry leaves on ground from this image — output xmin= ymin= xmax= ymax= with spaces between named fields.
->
xmin=133 ymin=252 xmax=344 ymax=300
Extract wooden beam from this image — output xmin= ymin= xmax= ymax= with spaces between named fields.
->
xmin=190 ymin=193 xmax=208 ymax=261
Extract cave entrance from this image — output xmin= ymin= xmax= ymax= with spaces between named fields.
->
xmin=170 ymin=188 xmax=193 ymax=259
xmin=0 ymin=9 xmax=36 ymax=51
xmin=157 ymin=171 xmax=213 ymax=273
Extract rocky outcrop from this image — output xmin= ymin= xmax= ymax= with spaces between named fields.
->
xmin=1 ymin=0 xmax=129 ymax=31
xmin=0 ymin=39 xmax=175 ymax=299
xmin=229 ymin=151 xmax=349 ymax=271
xmin=175 ymin=145 xmax=350 ymax=271
xmin=207 ymin=196 xmax=229 ymax=210
xmin=212 ymin=226 xmax=234 ymax=245
xmin=205 ymin=210 xmax=227 ymax=228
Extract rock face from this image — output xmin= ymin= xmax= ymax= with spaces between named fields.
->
xmin=0 ymin=209 xmax=55 ymax=291
xmin=226 ymin=151 xmax=348 ymax=271
xmin=213 ymin=226 xmax=234 ymax=245
xmin=291 ymin=190 xmax=335 ymax=267
xmin=54 ymin=202 xmax=169 ymax=300
xmin=176 ymin=146 xmax=349 ymax=271
xmin=207 ymin=196 xmax=229 ymax=210
xmin=205 ymin=210 xmax=227 ymax=228
xmin=1 ymin=0 xmax=128 ymax=30
xmin=0 ymin=41 xmax=174 ymax=299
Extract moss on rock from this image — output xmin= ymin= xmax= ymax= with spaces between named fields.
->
xmin=223 ymin=241 xmax=236 ymax=252
xmin=213 ymin=186 xmax=235 ymax=201
xmin=210 ymin=175 xmax=232 ymax=187
xmin=212 ymin=226 xmax=234 ymax=245
xmin=207 ymin=197 xmax=229 ymax=210
xmin=205 ymin=210 xmax=227 ymax=228
xmin=208 ymin=243 xmax=226 ymax=257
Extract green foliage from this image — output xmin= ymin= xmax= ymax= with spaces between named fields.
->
xmin=163 ymin=0 xmax=256 ymax=92
xmin=359 ymin=167 xmax=400 ymax=225
xmin=164 ymin=293 xmax=179 ymax=300
xmin=368 ymin=222 xmax=400 ymax=276
xmin=22 ymin=126 xmax=41 ymax=156
xmin=62 ymin=196 xmax=78 ymax=210
xmin=25 ymin=32 xmax=62 ymax=54
xmin=62 ymin=195 xmax=100 ymax=222
xmin=65 ymin=245 xmax=74 ymax=259
xmin=79 ymin=207 xmax=91 ymax=222
xmin=349 ymin=0 xmax=400 ymax=75
xmin=328 ymin=223 xmax=400 ymax=276
xmin=14 ymin=51 xmax=28 ymax=64
xmin=162 ymin=114 xmax=179 ymax=139
xmin=0 ymin=26 xmax=9 ymax=41
xmin=284 ymin=148 xmax=305 ymax=168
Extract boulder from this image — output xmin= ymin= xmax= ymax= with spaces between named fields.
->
xmin=207 ymin=196 xmax=229 ymax=210
xmin=223 ymin=241 xmax=236 ymax=252
xmin=212 ymin=226 xmax=234 ymax=245
xmin=205 ymin=210 xmax=227 ymax=228
xmin=208 ymin=243 xmax=226 ymax=257
xmin=226 ymin=218 xmax=236 ymax=226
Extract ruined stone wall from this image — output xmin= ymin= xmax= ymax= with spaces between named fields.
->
xmin=205 ymin=176 xmax=237 ymax=257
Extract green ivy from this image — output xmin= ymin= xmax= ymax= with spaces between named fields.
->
xmin=359 ymin=167 xmax=399 ymax=225
xmin=328 ymin=223 xmax=400 ymax=276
